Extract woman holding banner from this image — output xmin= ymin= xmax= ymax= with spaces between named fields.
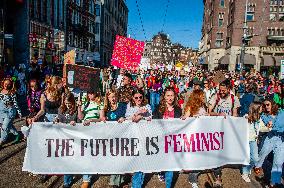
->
xmin=152 ymin=87 xmax=182 ymax=188
xmin=78 ymin=88 xmax=104 ymax=188
xmin=119 ymin=89 xmax=152 ymax=188
xmin=54 ymin=93 xmax=79 ymax=188
xmin=181 ymin=89 xmax=207 ymax=188
xmin=103 ymin=89 xmax=128 ymax=187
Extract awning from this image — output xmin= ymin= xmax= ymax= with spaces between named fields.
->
xmin=274 ymin=56 xmax=284 ymax=66
xmin=237 ymin=54 xmax=256 ymax=65
xmin=218 ymin=55 xmax=230 ymax=65
xmin=261 ymin=55 xmax=275 ymax=67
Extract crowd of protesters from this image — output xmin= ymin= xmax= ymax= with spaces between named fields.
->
xmin=0 ymin=62 xmax=284 ymax=188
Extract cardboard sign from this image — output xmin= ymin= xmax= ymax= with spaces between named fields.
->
xmin=111 ymin=35 xmax=145 ymax=70
xmin=65 ymin=64 xmax=100 ymax=92
xmin=281 ymin=60 xmax=284 ymax=80
xmin=64 ymin=50 xmax=76 ymax=65
xmin=213 ymin=71 xmax=226 ymax=84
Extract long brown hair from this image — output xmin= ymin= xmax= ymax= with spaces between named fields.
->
xmin=248 ymin=102 xmax=262 ymax=123
xmin=158 ymin=87 xmax=179 ymax=115
xmin=184 ymin=89 xmax=206 ymax=116
xmin=0 ymin=78 xmax=16 ymax=95
xmin=59 ymin=93 xmax=76 ymax=115
xmin=262 ymin=99 xmax=278 ymax=116
xmin=104 ymin=88 xmax=118 ymax=113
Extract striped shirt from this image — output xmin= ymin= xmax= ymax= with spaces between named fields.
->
xmin=82 ymin=101 xmax=104 ymax=121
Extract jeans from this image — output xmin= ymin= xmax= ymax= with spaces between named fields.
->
xmin=132 ymin=172 xmax=145 ymax=188
xmin=44 ymin=113 xmax=58 ymax=122
xmin=242 ymin=141 xmax=259 ymax=175
xmin=0 ymin=107 xmax=17 ymax=143
xmin=132 ymin=171 xmax=173 ymax=188
xmin=82 ymin=174 xmax=91 ymax=183
xmin=256 ymin=136 xmax=284 ymax=185
xmin=150 ymin=92 xmax=160 ymax=112
xmin=64 ymin=175 xmax=73 ymax=186
xmin=188 ymin=171 xmax=200 ymax=184
xmin=109 ymin=174 xmax=125 ymax=186
xmin=164 ymin=171 xmax=174 ymax=188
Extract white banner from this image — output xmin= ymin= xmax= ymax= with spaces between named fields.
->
xmin=23 ymin=117 xmax=249 ymax=174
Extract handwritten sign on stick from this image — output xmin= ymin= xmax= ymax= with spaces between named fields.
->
xmin=65 ymin=64 xmax=100 ymax=92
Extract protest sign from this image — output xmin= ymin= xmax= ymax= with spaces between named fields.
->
xmin=64 ymin=50 xmax=76 ymax=65
xmin=65 ymin=64 xmax=100 ymax=92
xmin=111 ymin=35 xmax=145 ymax=70
xmin=23 ymin=117 xmax=249 ymax=174
xmin=213 ymin=71 xmax=226 ymax=84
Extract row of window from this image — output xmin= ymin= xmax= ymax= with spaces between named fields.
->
xmin=268 ymin=28 xmax=284 ymax=36
xmin=270 ymin=0 xmax=284 ymax=5
xmin=270 ymin=5 xmax=284 ymax=12
xmin=68 ymin=33 xmax=98 ymax=51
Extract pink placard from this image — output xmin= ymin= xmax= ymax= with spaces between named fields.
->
xmin=111 ymin=35 xmax=145 ymax=70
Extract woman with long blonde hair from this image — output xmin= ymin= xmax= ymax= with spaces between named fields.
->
xmin=31 ymin=76 xmax=62 ymax=123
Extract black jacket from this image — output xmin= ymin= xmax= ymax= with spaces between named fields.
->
xmin=153 ymin=105 xmax=182 ymax=119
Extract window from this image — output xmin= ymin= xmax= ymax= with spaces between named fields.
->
xmin=280 ymin=14 xmax=284 ymax=21
xmin=89 ymin=1 xmax=94 ymax=14
xmin=218 ymin=18 xmax=224 ymax=26
xmin=95 ymin=4 xmax=100 ymax=16
xmin=246 ymin=4 xmax=255 ymax=21
xmin=270 ymin=13 xmax=276 ymax=21
xmin=218 ymin=13 xmax=224 ymax=27
xmin=95 ymin=23 xmax=100 ymax=34
xmin=220 ymin=0 xmax=225 ymax=7
xmin=246 ymin=13 xmax=254 ymax=21
xmin=215 ymin=32 xmax=223 ymax=47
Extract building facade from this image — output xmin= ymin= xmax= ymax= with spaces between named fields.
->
xmin=66 ymin=0 xmax=98 ymax=65
xmin=200 ymin=0 xmax=284 ymax=72
xmin=144 ymin=32 xmax=199 ymax=68
xmin=99 ymin=0 xmax=128 ymax=66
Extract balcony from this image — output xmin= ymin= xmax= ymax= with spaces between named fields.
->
xmin=267 ymin=35 xmax=284 ymax=41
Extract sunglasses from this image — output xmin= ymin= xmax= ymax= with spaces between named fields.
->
xmin=264 ymin=103 xmax=270 ymax=107
xmin=134 ymin=96 xmax=143 ymax=100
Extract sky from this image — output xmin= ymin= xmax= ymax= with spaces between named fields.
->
xmin=126 ymin=0 xmax=204 ymax=49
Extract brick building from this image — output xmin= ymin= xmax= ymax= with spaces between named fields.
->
xmin=199 ymin=0 xmax=284 ymax=72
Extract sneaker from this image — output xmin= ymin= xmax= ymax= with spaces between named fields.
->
xmin=254 ymin=167 xmax=264 ymax=178
xmin=189 ymin=182 xmax=199 ymax=188
xmin=241 ymin=174 xmax=251 ymax=183
xmin=158 ymin=173 xmax=165 ymax=182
